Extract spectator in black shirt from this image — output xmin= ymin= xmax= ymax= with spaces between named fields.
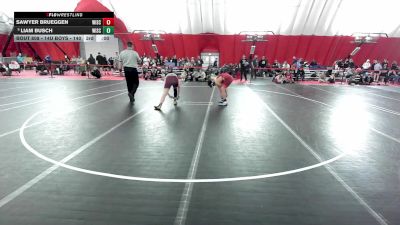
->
xmin=196 ymin=56 xmax=203 ymax=67
xmin=94 ymin=54 xmax=107 ymax=71
xmin=296 ymin=67 xmax=305 ymax=81
xmin=88 ymin=54 xmax=95 ymax=65
xmin=349 ymin=58 xmax=355 ymax=68
xmin=108 ymin=57 xmax=114 ymax=67
xmin=381 ymin=59 xmax=389 ymax=83
xmin=336 ymin=59 xmax=344 ymax=69
xmin=371 ymin=60 xmax=377 ymax=72
xmin=259 ymin=56 xmax=267 ymax=76
xmin=96 ymin=53 xmax=103 ymax=65
xmin=343 ymin=59 xmax=350 ymax=69
xmin=239 ymin=55 xmax=248 ymax=81
xmin=259 ymin=56 xmax=267 ymax=67
xmin=172 ymin=55 xmax=178 ymax=67
xmin=390 ymin=61 xmax=398 ymax=71
xmin=389 ymin=61 xmax=399 ymax=83
xmin=102 ymin=54 xmax=108 ymax=67
xmin=382 ymin=59 xmax=389 ymax=71
xmin=213 ymin=58 xmax=218 ymax=67
xmin=155 ymin=56 xmax=162 ymax=66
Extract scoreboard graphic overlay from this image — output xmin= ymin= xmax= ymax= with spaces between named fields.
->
xmin=13 ymin=12 xmax=114 ymax=42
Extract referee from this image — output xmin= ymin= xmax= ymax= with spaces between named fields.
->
xmin=119 ymin=42 xmax=141 ymax=103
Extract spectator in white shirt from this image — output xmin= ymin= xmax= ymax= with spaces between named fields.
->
xmin=362 ymin=59 xmax=371 ymax=70
xmin=373 ymin=60 xmax=382 ymax=84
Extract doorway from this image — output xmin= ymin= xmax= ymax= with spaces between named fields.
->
xmin=201 ymin=52 xmax=219 ymax=68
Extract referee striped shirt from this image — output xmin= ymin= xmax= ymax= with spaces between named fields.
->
xmin=119 ymin=47 xmax=141 ymax=68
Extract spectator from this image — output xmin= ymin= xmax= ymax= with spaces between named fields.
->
xmin=259 ymin=56 xmax=267 ymax=76
xmin=143 ymin=56 xmax=149 ymax=67
xmin=239 ymin=55 xmax=248 ymax=82
xmin=108 ymin=56 xmax=114 ymax=68
xmin=296 ymin=58 xmax=303 ymax=70
xmin=389 ymin=61 xmax=399 ymax=84
xmin=172 ymin=55 xmax=178 ymax=67
xmin=381 ymin=59 xmax=389 ymax=85
xmin=156 ymin=56 xmax=163 ymax=66
xmin=362 ymin=59 xmax=371 ymax=74
xmin=281 ymin=61 xmax=290 ymax=71
xmin=296 ymin=67 xmax=305 ymax=81
xmin=44 ymin=54 xmax=52 ymax=64
xmin=344 ymin=67 xmax=354 ymax=82
xmin=295 ymin=58 xmax=304 ymax=81
xmin=349 ymin=58 xmax=355 ymax=68
xmin=371 ymin=60 xmax=377 ymax=71
xmin=77 ymin=56 xmax=87 ymax=76
xmin=0 ymin=61 xmax=7 ymax=75
xmin=347 ymin=68 xmax=363 ymax=85
xmin=16 ymin=53 xmax=25 ymax=70
xmin=178 ymin=58 xmax=184 ymax=67
xmin=114 ymin=52 xmax=122 ymax=73
xmin=272 ymin=59 xmax=281 ymax=68
xmin=64 ymin=54 xmax=70 ymax=63
xmin=88 ymin=54 xmax=95 ymax=65
xmin=309 ymin=59 xmax=318 ymax=69
xmin=292 ymin=56 xmax=297 ymax=65
xmin=290 ymin=63 xmax=296 ymax=77
xmin=272 ymin=59 xmax=281 ymax=77
xmin=100 ymin=54 xmax=108 ymax=71
xmin=196 ymin=56 xmax=203 ymax=68
xmin=150 ymin=57 xmax=156 ymax=67
xmin=43 ymin=54 xmax=52 ymax=73
xmin=390 ymin=61 xmax=398 ymax=71
xmin=96 ymin=53 xmax=102 ymax=65
xmin=336 ymin=59 xmax=344 ymax=69
xmin=164 ymin=57 xmax=170 ymax=67
xmin=343 ymin=58 xmax=350 ymax=69
xmin=213 ymin=58 xmax=218 ymax=67
xmin=189 ymin=57 xmax=196 ymax=73
xmin=183 ymin=59 xmax=194 ymax=81
xmin=251 ymin=55 xmax=258 ymax=79
xmin=373 ymin=60 xmax=382 ymax=84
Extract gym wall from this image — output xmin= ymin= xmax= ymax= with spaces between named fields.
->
xmin=122 ymin=33 xmax=400 ymax=66
xmin=80 ymin=36 xmax=121 ymax=60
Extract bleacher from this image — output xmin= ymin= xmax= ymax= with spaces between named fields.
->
xmin=304 ymin=68 xmax=328 ymax=80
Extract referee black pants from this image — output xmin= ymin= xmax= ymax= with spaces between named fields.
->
xmin=124 ymin=67 xmax=139 ymax=95
xmin=240 ymin=68 xmax=247 ymax=81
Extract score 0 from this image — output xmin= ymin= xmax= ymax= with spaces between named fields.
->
xmin=102 ymin=18 xmax=114 ymax=26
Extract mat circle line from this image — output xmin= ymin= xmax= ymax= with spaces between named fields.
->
xmin=19 ymin=89 xmax=348 ymax=183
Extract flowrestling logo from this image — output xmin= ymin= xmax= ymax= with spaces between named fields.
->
xmin=46 ymin=13 xmax=83 ymax=18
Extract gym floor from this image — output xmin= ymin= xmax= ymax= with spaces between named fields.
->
xmin=0 ymin=77 xmax=399 ymax=225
